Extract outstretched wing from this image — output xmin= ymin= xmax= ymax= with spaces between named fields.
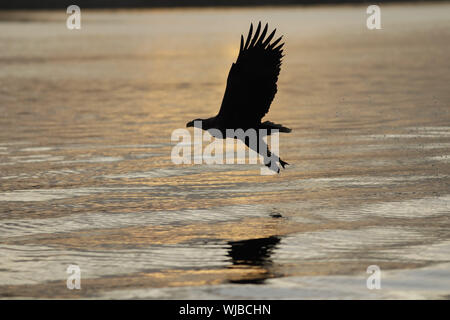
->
xmin=216 ymin=22 xmax=284 ymax=127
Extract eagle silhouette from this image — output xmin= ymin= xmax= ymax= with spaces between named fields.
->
xmin=187 ymin=22 xmax=291 ymax=173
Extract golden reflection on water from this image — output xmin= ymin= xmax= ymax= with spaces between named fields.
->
xmin=0 ymin=4 xmax=450 ymax=298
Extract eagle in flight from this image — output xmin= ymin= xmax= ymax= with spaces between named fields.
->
xmin=187 ymin=22 xmax=291 ymax=173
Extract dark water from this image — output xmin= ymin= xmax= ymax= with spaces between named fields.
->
xmin=0 ymin=3 xmax=449 ymax=299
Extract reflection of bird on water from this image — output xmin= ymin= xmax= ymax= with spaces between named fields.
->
xmin=187 ymin=22 xmax=291 ymax=173
xmin=227 ymin=236 xmax=281 ymax=284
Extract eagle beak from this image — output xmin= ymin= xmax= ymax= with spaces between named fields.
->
xmin=186 ymin=120 xmax=194 ymax=128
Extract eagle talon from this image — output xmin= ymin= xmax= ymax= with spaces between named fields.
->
xmin=279 ymin=159 xmax=289 ymax=169
xmin=186 ymin=22 xmax=290 ymax=173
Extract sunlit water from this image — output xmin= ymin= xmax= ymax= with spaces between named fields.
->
xmin=0 ymin=3 xmax=449 ymax=299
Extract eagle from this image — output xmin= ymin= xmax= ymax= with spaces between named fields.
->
xmin=186 ymin=22 xmax=291 ymax=173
